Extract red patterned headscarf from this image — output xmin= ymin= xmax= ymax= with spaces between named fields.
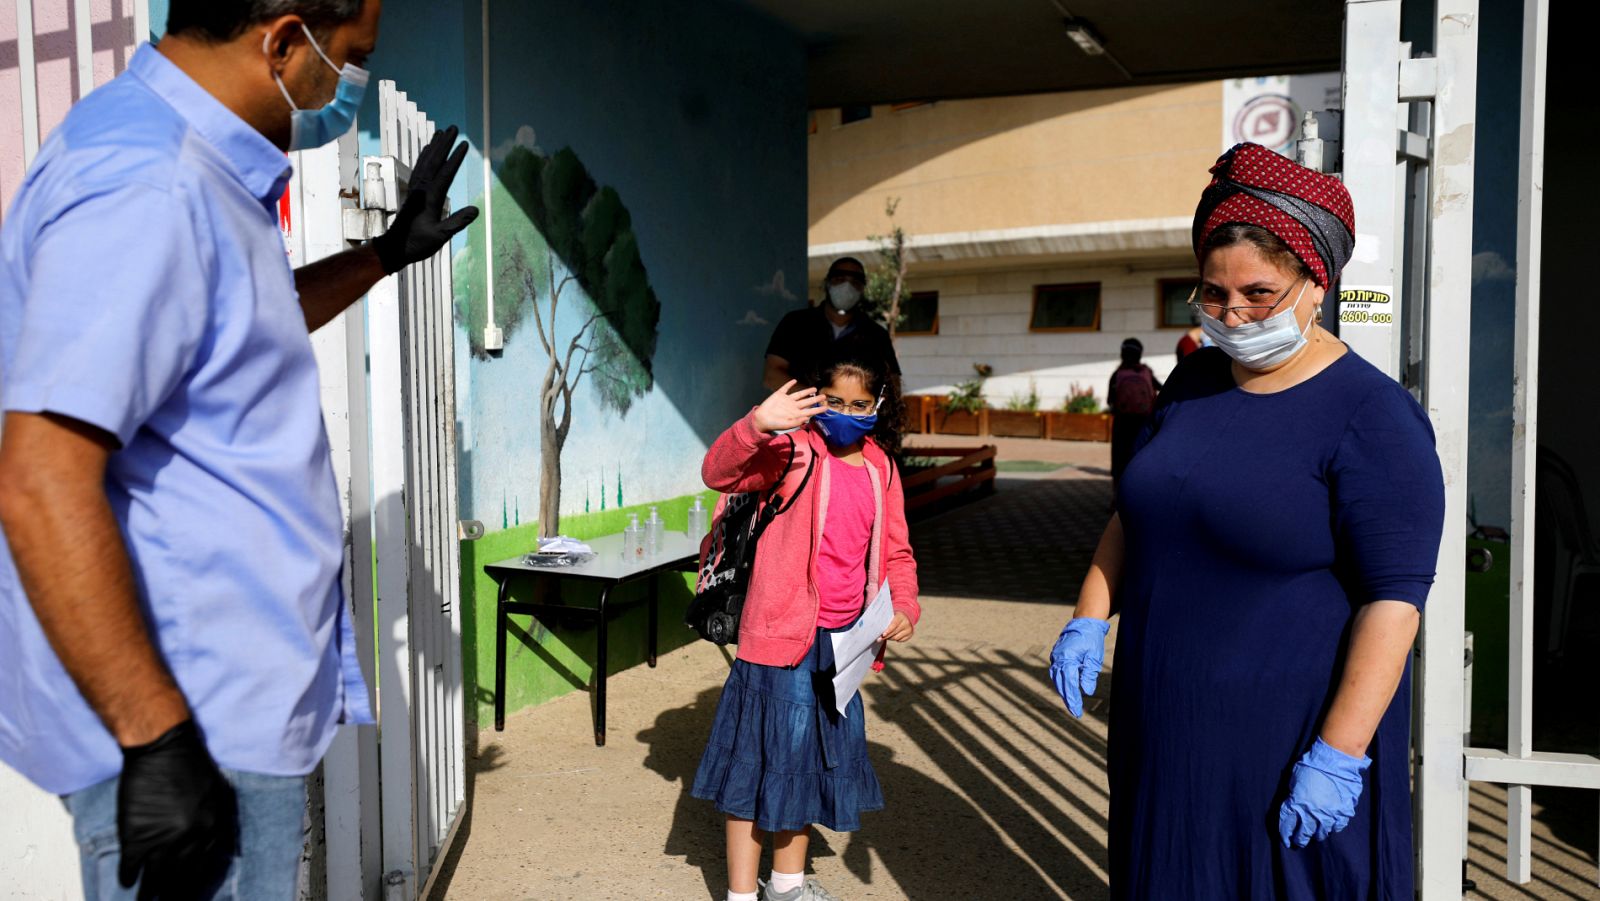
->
xmin=1192 ymin=142 xmax=1356 ymax=288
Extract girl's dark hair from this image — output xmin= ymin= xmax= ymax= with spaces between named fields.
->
xmin=1200 ymin=223 xmax=1314 ymax=281
xmin=806 ymin=353 xmax=906 ymax=457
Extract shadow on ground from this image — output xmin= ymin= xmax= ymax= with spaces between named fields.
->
xmin=635 ymin=657 xmax=1114 ymax=901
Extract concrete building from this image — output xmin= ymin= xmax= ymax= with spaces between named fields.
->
xmin=805 ymin=74 xmax=1338 ymax=410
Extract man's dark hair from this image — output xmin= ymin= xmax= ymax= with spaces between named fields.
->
xmin=166 ymin=0 xmax=363 ymax=42
xmin=1120 ymin=337 xmax=1144 ymax=368
xmin=826 ymin=257 xmax=866 ymax=279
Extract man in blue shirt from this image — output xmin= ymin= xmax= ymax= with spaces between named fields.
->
xmin=0 ymin=1 xmax=477 ymax=897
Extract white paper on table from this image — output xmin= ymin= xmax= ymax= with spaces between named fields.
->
xmin=829 ymin=582 xmax=895 ymax=717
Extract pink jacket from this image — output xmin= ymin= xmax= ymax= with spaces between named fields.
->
xmin=700 ymin=410 xmax=921 ymax=667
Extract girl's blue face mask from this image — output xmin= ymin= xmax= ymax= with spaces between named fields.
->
xmin=265 ymin=25 xmax=370 ymax=151
xmin=813 ymin=408 xmax=877 ymax=447
xmin=813 ymin=389 xmax=884 ymax=447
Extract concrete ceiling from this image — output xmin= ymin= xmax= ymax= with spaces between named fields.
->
xmin=736 ymin=0 xmax=1345 ymax=108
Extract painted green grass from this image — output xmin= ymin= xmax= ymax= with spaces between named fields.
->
xmin=457 ymin=491 xmax=717 ymax=726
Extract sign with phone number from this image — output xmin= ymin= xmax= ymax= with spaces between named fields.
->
xmin=1337 ymin=286 xmax=1394 ymax=327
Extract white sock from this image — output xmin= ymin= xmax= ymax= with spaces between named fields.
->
xmin=728 ymin=891 xmax=759 ymax=901
xmin=770 ymin=870 xmax=805 ymax=893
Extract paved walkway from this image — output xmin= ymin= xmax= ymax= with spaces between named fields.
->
xmin=433 ymin=439 xmax=1598 ymax=900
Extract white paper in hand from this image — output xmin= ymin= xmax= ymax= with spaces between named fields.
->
xmin=829 ymin=583 xmax=895 ymax=717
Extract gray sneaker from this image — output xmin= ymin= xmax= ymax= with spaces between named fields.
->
xmin=762 ymin=878 xmax=842 ymax=901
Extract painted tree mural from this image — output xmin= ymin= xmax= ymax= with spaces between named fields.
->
xmin=457 ymin=145 xmax=661 ymax=537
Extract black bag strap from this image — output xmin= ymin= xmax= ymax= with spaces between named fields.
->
xmin=748 ymin=435 xmax=815 ymax=549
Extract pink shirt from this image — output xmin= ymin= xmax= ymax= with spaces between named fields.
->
xmin=815 ymin=455 xmax=874 ymax=628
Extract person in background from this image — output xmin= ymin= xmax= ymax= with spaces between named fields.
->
xmin=1047 ymin=143 xmax=1445 ymax=899
xmin=693 ymin=354 xmax=920 ymax=901
xmin=763 ymin=257 xmax=901 ymax=391
xmin=1175 ymin=322 xmax=1206 ymax=359
xmin=0 ymin=2 xmax=477 ymax=898
xmin=1106 ymin=337 xmax=1161 ymax=496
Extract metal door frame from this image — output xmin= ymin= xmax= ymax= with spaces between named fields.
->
xmin=1339 ymin=0 xmax=1600 ymax=894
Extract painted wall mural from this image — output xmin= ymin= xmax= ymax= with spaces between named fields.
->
xmin=455 ymin=145 xmax=662 ymax=536
xmin=363 ymin=0 xmax=806 ymax=721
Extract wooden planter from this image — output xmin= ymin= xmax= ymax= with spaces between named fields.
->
xmin=1046 ymin=411 xmax=1111 ymax=442
xmin=986 ymin=409 xmax=1045 ymax=439
xmin=932 ymin=403 xmax=985 ymax=436
xmin=902 ymin=395 xmax=932 ymax=434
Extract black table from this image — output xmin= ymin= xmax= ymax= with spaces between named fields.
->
xmin=486 ymin=531 xmax=701 ymax=746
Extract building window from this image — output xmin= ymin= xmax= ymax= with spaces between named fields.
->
xmin=897 ymin=291 xmax=939 ymax=335
xmin=840 ymin=105 xmax=873 ymax=125
xmin=1030 ymin=283 xmax=1101 ymax=332
xmin=1158 ymin=278 xmax=1200 ymax=328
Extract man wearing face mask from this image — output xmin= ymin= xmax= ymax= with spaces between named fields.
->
xmin=762 ymin=257 xmax=901 ymax=392
xmin=0 ymin=2 xmax=477 ymax=898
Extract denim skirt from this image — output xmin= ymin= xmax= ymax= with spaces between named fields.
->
xmin=689 ymin=627 xmax=884 ymax=833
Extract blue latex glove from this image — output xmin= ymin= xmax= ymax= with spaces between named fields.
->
xmin=1277 ymin=737 xmax=1372 ymax=848
xmin=1047 ymin=617 xmax=1110 ymax=718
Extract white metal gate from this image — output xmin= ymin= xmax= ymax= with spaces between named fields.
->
xmin=292 ymin=82 xmax=468 ymax=900
xmin=366 ymin=80 xmax=469 ymax=901
xmin=1334 ymin=0 xmax=1600 ymax=895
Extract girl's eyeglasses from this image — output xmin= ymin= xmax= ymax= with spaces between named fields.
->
xmin=824 ymin=390 xmax=885 ymax=417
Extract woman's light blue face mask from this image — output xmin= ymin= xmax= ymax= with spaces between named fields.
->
xmin=264 ymin=25 xmax=370 ymax=151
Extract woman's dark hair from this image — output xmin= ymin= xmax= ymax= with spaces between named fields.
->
xmin=1199 ymin=223 xmax=1314 ymax=281
xmin=167 ymin=0 xmax=363 ymax=42
xmin=806 ymin=353 xmax=906 ymax=457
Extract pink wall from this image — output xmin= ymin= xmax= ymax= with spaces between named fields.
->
xmin=1 ymin=1 xmax=142 ymax=218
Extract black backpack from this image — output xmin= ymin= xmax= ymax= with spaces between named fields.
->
xmin=684 ymin=436 xmax=817 ymax=645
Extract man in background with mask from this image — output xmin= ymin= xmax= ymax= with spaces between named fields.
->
xmin=0 ymin=1 xmax=477 ymax=897
xmin=763 ymin=256 xmax=901 ymax=391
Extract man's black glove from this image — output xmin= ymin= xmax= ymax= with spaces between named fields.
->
xmin=117 ymin=720 xmax=238 ymax=900
xmin=371 ymin=124 xmax=481 ymax=275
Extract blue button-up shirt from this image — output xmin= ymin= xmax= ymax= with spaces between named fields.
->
xmin=0 ymin=45 xmax=373 ymax=795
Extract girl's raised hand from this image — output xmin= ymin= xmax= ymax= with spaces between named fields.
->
xmin=753 ymin=380 xmax=827 ymax=433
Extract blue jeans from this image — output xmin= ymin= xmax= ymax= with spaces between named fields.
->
xmin=62 ymin=770 xmax=306 ymax=901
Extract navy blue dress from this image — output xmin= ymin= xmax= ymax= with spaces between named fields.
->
xmin=1110 ymin=347 xmax=1444 ymax=900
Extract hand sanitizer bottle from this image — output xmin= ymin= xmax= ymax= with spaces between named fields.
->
xmin=623 ymin=514 xmax=643 ymax=564
xmin=644 ymin=506 xmax=663 ymax=557
xmin=686 ymin=497 xmax=708 ymax=538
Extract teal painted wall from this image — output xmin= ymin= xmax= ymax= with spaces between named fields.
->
xmin=366 ymin=0 xmax=806 ymax=724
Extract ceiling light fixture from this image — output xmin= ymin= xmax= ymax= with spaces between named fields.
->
xmin=1050 ymin=1 xmax=1133 ymax=79
xmin=1062 ymin=18 xmax=1106 ymax=56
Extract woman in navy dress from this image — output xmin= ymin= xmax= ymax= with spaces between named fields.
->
xmin=1047 ymin=143 xmax=1446 ymax=899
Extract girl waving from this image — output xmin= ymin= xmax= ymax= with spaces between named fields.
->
xmin=691 ymin=355 xmax=920 ymax=901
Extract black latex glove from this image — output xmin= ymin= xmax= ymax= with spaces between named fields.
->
xmin=371 ymin=124 xmax=481 ymax=275
xmin=117 ymin=720 xmax=238 ymax=900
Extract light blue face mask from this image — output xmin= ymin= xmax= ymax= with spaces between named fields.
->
xmin=264 ymin=25 xmax=369 ymax=151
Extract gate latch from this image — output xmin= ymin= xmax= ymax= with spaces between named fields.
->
xmin=342 ymin=155 xmax=409 ymax=242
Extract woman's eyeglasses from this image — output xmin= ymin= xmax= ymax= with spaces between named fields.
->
xmin=1186 ymin=280 xmax=1303 ymax=321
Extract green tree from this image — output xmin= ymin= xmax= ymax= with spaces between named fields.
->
xmin=864 ymin=197 xmax=910 ymax=339
xmin=465 ymin=145 xmax=661 ymax=537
